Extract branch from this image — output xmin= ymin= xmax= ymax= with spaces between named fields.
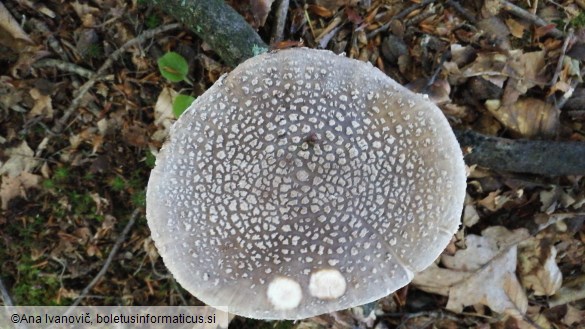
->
xmin=68 ymin=209 xmax=140 ymax=308
xmin=455 ymin=130 xmax=585 ymax=176
xmin=145 ymin=0 xmax=268 ymax=66
xmin=51 ymin=23 xmax=181 ymax=135
xmin=498 ymin=0 xmax=563 ymax=38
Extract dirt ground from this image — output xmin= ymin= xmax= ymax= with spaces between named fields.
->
xmin=0 ymin=0 xmax=584 ymax=328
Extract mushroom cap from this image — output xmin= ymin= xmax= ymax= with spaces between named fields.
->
xmin=146 ymin=48 xmax=466 ymax=320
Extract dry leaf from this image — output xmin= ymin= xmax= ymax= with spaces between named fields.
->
xmin=151 ymin=87 xmax=177 ymax=142
xmin=0 ymin=141 xmax=38 ymax=177
xmin=462 ymin=194 xmax=479 ymax=227
xmin=477 ymin=189 xmax=510 ymax=212
xmin=311 ymin=0 xmax=359 ymax=11
xmin=71 ymin=0 xmax=100 ymax=20
xmin=512 ymin=308 xmax=554 ymax=329
xmin=485 ymin=98 xmax=559 ymax=138
xmin=463 ymin=202 xmax=480 ymax=228
xmin=518 ymin=237 xmax=563 ymax=296
xmin=505 ymin=18 xmax=527 ymax=38
xmin=549 ymin=274 xmax=585 ymax=307
xmin=28 ymin=88 xmax=54 ymax=119
xmin=539 ymin=186 xmax=560 ymax=214
xmin=250 ymin=0 xmax=275 ymax=27
xmin=414 ymin=227 xmax=530 ymax=315
xmin=563 ymin=305 xmax=585 ymax=328
xmin=0 ymin=1 xmax=33 ymax=51
xmin=0 ymin=172 xmax=41 ymax=209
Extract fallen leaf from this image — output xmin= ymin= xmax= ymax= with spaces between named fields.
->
xmin=485 ymin=97 xmax=559 ymax=138
xmin=505 ymin=18 xmax=527 ymax=38
xmin=0 ymin=76 xmax=23 ymax=111
xmin=0 ymin=141 xmax=38 ymax=177
xmin=250 ymin=0 xmax=275 ymax=27
xmin=0 ymin=1 xmax=33 ymax=51
xmin=151 ymin=87 xmax=177 ymax=142
xmin=539 ymin=186 xmax=560 ymax=214
xmin=549 ymin=274 xmax=585 ymax=307
xmin=29 ymin=88 xmax=54 ymax=119
xmin=518 ymin=237 xmax=563 ymax=296
xmin=462 ymin=193 xmax=480 ymax=227
xmin=71 ymin=0 xmax=100 ymax=20
xmin=311 ymin=0 xmax=359 ymax=11
xmin=477 ymin=189 xmax=510 ymax=212
xmin=414 ymin=227 xmax=530 ymax=316
xmin=0 ymin=172 xmax=41 ymax=209
xmin=563 ymin=305 xmax=585 ymax=328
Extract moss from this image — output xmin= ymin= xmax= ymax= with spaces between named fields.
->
xmin=570 ymin=11 xmax=585 ymax=28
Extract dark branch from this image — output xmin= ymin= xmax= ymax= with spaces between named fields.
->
xmin=145 ymin=0 xmax=268 ymax=66
xmin=455 ymin=129 xmax=585 ymax=176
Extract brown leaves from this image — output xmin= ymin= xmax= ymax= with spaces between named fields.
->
xmin=0 ymin=1 xmax=33 ymax=51
xmin=518 ymin=237 xmax=563 ymax=296
xmin=414 ymin=227 xmax=531 ymax=315
xmin=445 ymin=47 xmax=562 ymax=137
xmin=0 ymin=141 xmax=42 ymax=209
xmin=250 ymin=0 xmax=275 ymax=27
xmin=0 ymin=172 xmax=40 ymax=210
xmin=414 ymin=224 xmax=568 ymax=317
xmin=484 ymin=98 xmax=559 ymax=138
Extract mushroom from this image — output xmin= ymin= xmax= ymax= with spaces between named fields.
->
xmin=146 ymin=48 xmax=466 ymax=320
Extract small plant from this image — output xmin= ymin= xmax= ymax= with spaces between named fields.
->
xmin=570 ymin=11 xmax=585 ymax=28
xmin=145 ymin=14 xmax=161 ymax=29
xmin=173 ymin=94 xmax=196 ymax=118
xmin=145 ymin=150 xmax=156 ymax=168
xmin=131 ymin=190 xmax=146 ymax=207
xmin=157 ymin=52 xmax=189 ymax=82
xmin=157 ymin=52 xmax=196 ymax=118
xmin=85 ymin=43 xmax=103 ymax=59
xmin=53 ymin=167 xmax=70 ymax=182
xmin=109 ymin=176 xmax=126 ymax=192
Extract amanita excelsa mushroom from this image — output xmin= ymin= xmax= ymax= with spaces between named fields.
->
xmin=147 ymin=48 xmax=466 ymax=320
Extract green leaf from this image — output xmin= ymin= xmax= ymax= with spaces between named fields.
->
xmin=173 ymin=94 xmax=195 ymax=118
xmin=157 ymin=52 xmax=189 ymax=82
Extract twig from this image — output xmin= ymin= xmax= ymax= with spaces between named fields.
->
xmin=550 ymin=28 xmax=574 ymax=86
xmin=33 ymin=59 xmax=95 ymax=79
xmin=271 ymin=0 xmax=290 ymax=44
xmin=424 ymin=50 xmax=451 ymax=91
xmin=29 ymin=18 xmax=70 ymax=61
xmin=454 ymin=129 xmax=585 ymax=176
xmin=68 ymin=209 xmax=141 ymax=308
xmin=498 ymin=0 xmax=563 ymax=38
xmin=51 ymin=23 xmax=181 ymax=135
xmin=0 ymin=276 xmax=14 ymax=306
xmin=445 ymin=0 xmax=477 ymax=24
xmin=367 ymin=0 xmax=436 ymax=38
xmin=557 ymin=67 xmax=585 ymax=109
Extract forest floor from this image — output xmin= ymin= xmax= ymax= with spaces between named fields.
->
xmin=0 ymin=0 xmax=584 ymax=328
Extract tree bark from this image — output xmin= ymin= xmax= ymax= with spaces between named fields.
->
xmin=454 ymin=129 xmax=585 ymax=176
xmin=146 ymin=0 xmax=267 ymax=67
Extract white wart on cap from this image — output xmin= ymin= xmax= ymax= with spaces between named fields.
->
xmin=146 ymin=48 xmax=466 ymax=320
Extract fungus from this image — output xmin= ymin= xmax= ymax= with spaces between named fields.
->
xmin=146 ymin=48 xmax=466 ymax=320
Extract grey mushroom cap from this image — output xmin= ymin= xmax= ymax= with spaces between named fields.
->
xmin=146 ymin=48 xmax=466 ymax=320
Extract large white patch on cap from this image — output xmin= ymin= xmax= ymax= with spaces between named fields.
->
xmin=309 ymin=268 xmax=347 ymax=299
xmin=267 ymin=277 xmax=303 ymax=310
